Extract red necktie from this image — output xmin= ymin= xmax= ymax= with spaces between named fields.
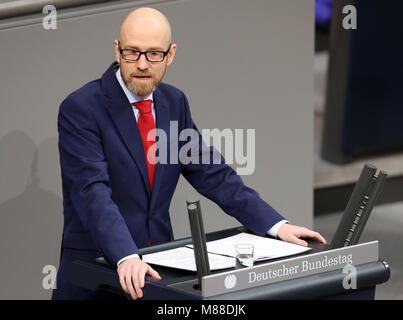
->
xmin=134 ymin=100 xmax=156 ymax=194
xmin=134 ymin=100 xmax=155 ymax=247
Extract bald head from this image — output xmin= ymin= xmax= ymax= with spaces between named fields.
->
xmin=119 ymin=7 xmax=172 ymax=48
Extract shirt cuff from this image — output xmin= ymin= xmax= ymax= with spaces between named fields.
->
xmin=117 ymin=254 xmax=140 ymax=267
xmin=266 ymin=220 xmax=289 ymax=238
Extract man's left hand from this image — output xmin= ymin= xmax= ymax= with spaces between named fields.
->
xmin=277 ymin=224 xmax=326 ymax=247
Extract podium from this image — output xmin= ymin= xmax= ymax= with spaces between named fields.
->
xmin=66 ymin=226 xmax=390 ymax=300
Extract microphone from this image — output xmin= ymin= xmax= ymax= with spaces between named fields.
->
xmin=186 ymin=195 xmax=211 ymax=290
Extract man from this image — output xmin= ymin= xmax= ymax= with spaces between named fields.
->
xmin=53 ymin=7 xmax=326 ymax=300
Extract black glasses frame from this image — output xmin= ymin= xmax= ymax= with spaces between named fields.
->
xmin=118 ymin=41 xmax=171 ymax=62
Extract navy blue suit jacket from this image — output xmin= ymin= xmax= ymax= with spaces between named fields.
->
xmin=57 ymin=61 xmax=285 ymax=267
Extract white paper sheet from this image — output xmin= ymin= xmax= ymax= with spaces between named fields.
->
xmin=142 ymin=246 xmax=235 ymax=271
xmin=195 ymin=232 xmax=311 ymax=261
xmin=142 ymin=233 xmax=311 ymax=271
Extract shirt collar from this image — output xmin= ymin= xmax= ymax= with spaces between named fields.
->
xmin=115 ymin=68 xmax=153 ymax=104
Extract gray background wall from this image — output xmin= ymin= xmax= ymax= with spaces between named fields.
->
xmin=0 ymin=0 xmax=314 ymax=299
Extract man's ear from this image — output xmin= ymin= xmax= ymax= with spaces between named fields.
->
xmin=166 ymin=43 xmax=177 ymax=67
xmin=114 ymin=40 xmax=121 ymax=64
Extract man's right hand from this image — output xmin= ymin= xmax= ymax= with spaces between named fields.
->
xmin=117 ymin=257 xmax=161 ymax=299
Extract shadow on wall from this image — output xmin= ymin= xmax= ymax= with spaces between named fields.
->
xmin=0 ymin=131 xmax=63 ymax=299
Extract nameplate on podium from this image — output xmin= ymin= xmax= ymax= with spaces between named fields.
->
xmin=201 ymin=241 xmax=379 ymax=297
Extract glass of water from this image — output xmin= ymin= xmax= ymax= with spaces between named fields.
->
xmin=235 ymin=243 xmax=254 ymax=269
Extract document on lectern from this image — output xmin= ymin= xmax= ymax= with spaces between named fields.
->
xmin=142 ymin=233 xmax=311 ymax=271
xmin=143 ymin=247 xmax=234 ymax=271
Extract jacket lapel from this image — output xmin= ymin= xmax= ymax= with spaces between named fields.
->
xmin=150 ymin=88 xmax=170 ymax=211
xmin=101 ymin=63 xmax=151 ymax=197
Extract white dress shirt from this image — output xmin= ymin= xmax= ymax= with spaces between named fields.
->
xmin=115 ymin=68 xmax=288 ymax=266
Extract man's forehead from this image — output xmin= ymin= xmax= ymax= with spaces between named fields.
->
xmin=120 ymin=32 xmax=170 ymax=50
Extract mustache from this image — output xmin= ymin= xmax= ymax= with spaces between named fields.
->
xmin=131 ymin=71 xmax=153 ymax=77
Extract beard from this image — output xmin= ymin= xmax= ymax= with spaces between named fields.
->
xmin=121 ymin=65 xmax=167 ymax=98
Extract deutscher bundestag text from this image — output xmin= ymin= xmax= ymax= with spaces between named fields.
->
xmin=249 ymin=254 xmax=353 ymax=283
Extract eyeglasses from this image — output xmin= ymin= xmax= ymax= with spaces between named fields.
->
xmin=118 ymin=41 xmax=171 ymax=62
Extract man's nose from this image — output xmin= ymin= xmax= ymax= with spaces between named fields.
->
xmin=136 ymin=53 xmax=149 ymax=70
